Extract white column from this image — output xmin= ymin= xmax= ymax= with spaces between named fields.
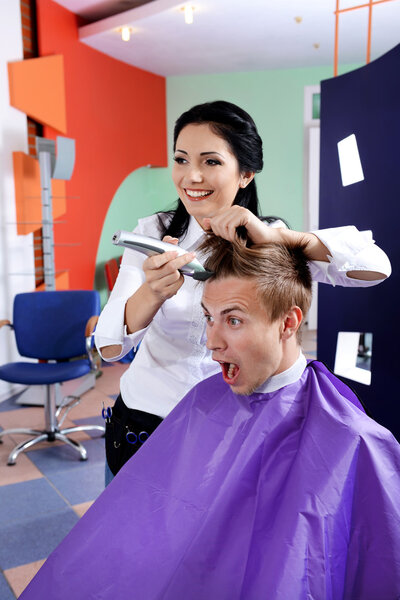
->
xmin=0 ymin=0 xmax=36 ymax=401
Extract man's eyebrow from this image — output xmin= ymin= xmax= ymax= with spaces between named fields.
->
xmin=220 ymin=306 xmax=246 ymax=315
xmin=201 ymin=302 xmax=246 ymax=315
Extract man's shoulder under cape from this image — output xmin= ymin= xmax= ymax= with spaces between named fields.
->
xmin=21 ymin=361 xmax=400 ymax=600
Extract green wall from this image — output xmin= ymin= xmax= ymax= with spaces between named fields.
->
xmin=95 ymin=63 xmax=358 ymax=305
xmin=94 ymin=166 xmax=175 ymax=306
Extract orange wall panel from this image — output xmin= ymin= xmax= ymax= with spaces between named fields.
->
xmin=36 ymin=271 xmax=69 ymax=291
xmin=8 ymin=55 xmax=67 ymax=133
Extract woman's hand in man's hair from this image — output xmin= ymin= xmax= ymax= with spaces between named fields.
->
xmin=203 ymin=206 xmax=282 ymax=245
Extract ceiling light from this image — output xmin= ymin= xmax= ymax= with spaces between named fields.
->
xmin=121 ymin=26 xmax=132 ymax=42
xmin=184 ymin=5 xmax=194 ymax=25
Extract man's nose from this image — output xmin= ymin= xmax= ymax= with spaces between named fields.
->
xmin=206 ymin=324 xmax=226 ymax=351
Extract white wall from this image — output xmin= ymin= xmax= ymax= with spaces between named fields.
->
xmin=0 ymin=1 xmax=36 ymax=401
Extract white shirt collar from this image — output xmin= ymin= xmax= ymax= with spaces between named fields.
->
xmin=254 ymin=351 xmax=307 ymax=394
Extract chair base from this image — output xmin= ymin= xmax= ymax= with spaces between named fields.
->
xmin=0 ymin=424 xmax=105 ymax=466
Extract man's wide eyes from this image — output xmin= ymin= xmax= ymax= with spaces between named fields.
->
xmin=203 ymin=315 xmax=241 ymax=326
xmin=229 ymin=318 xmax=241 ymax=326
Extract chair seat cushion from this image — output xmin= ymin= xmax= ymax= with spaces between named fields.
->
xmin=0 ymin=360 xmax=92 ymax=385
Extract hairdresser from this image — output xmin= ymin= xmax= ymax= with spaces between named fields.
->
xmin=94 ymin=100 xmax=391 ymax=484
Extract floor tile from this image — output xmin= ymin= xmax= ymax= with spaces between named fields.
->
xmin=94 ymin=363 xmax=128 ymax=395
xmin=0 ymin=434 xmax=43 ymax=486
xmin=0 ymin=509 xmax=79 ymax=570
xmin=0 ymin=479 xmax=69 ymax=528
xmin=73 ymin=500 xmax=94 ymax=518
xmin=47 ymin=462 xmax=105 ymax=505
xmin=67 ymin=387 xmax=110 ymax=420
xmin=0 ymin=407 xmax=45 ymax=432
xmin=0 ymin=572 xmax=15 ymax=600
xmin=27 ymin=437 xmax=105 ymax=475
xmin=4 ymin=559 xmax=45 ymax=598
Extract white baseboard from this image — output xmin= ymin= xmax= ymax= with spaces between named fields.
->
xmin=0 ymin=384 xmax=27 ymax=404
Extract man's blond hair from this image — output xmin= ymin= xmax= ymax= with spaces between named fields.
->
xmin=201 ymin=236 xmax=312 ymax=339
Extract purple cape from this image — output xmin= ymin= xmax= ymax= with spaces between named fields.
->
xmin=21 ymin=362 xmax=400 ymax=599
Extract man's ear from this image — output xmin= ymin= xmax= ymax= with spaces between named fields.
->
xmin=281 ymin=306 xmax=303 ymax=340
xmin=239 ymin=171 xmax=255 ymax=188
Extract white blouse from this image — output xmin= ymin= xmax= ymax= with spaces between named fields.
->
xmin=94 ymin=214 xmax=391 ymax=417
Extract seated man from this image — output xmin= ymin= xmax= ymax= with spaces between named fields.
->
xmin=21 ymin=238 xmax=400 ymax=600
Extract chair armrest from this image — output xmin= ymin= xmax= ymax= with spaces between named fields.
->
xmin=85 ymin=315 xmax=99 ymax=337
xmin=85 ymin=315 xmax=99 ymax=371
xmin=0 ymin=320 xmax=13 ymax=330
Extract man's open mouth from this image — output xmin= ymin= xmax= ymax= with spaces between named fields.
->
xmin=218 ymin=361 xmax=240 ymax=385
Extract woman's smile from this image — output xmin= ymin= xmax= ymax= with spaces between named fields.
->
xmin=184 ymin=188 xmax=214 ymax=200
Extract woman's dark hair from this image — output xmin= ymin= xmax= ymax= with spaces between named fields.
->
xmin=159 ymin=100 xmax=273 ymax=240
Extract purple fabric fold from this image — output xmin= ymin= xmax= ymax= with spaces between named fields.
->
xmin=20 ymin=361 xmax=400 ymax=599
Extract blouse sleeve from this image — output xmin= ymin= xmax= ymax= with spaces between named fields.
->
xmin=94 ymin=216 xmax=158 ymax=361
xmin=309 ymin=226 xmax=391 ymax=287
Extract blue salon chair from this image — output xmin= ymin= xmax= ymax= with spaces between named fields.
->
xmin=0 ymin=291 xmax=105 ymax=465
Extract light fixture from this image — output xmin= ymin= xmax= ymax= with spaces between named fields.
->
xmin=121 ymin=26 xmax=132 ymax=42
xmin=183 ymin=5 xmax=194 ymax=25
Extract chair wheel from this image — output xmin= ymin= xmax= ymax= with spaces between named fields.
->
xmin=80 ymin=455 xmax=88 ymax=461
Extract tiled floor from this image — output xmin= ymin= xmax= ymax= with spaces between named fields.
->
xmin=0 ymin=361 xmax=129 ymax=599
xmin=0 ymin=331 xmax=316 ymax=598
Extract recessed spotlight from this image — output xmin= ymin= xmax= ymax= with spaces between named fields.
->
xmin=294 ymin=16 xmax=302 ymax=24
xmin=313 ymin=43 xmax=320 ymax=49
xmin=120 ymin=26 xmax=132 ymax=42
xmin=181 ymin=5 xmax=195 ymax=25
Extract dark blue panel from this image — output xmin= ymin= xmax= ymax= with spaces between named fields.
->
xmin=318 ymin=45 xmax=400 ymax=439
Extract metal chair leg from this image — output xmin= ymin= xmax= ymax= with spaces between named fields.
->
xmin=54 ymin=433 xmax=88 ymax=461
xmin=7 ymin=433 xmax=49 ymax=465
xmin=61 ymin=425 xmax=105 ymax=436
xmin=0 ymin=428 xmax=43 ymax=441
xmin=1 ymin=384 xmax=104 ymax=465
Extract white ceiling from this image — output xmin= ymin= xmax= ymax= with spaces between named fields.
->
xmin=54 ymin=0 xmax=400 ymax=76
